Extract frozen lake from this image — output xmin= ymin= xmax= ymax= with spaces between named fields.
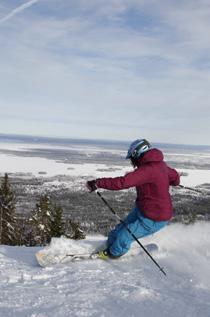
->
xmin=0 ymin=134 xmax=210 ymax=188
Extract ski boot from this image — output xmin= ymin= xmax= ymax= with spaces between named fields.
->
xmin=97 ymin=249 xmax=110 ymax=260
xmin=97 ymin=249 xmax=121 ymax=260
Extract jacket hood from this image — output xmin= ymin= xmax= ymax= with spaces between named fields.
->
xmin=137 ymin=148 xmax=164 ymax=165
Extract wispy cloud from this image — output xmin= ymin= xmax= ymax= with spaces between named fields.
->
xmin=0 ymin=0 xmax=210 ymax=144
xmin=0 ymin=0 xmax=40 ymax=24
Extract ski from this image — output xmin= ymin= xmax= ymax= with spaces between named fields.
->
xmin=36 ymin=243 xmax=158 ymax=267
xmin=35 ymin=250 xmax=100 ymax=267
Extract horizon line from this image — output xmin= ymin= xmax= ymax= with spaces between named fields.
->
xmin=0 ymin=132 xmax=210 ymax=148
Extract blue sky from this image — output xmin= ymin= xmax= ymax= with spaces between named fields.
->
xmin=0 ymin=0 xmax=210 ymax=145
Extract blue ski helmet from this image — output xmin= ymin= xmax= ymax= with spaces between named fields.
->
xmin=126 ymin=139 xmax=151 ymax=159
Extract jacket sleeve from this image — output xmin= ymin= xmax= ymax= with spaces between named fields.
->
xmin=96 ymin=166 xmax=152 ymax=191
xmin=167 ymin=166 xmax=180 ymax=186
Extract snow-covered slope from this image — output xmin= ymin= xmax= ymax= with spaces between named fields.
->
xmin=1 ymin=223 xmax=210 ymax=317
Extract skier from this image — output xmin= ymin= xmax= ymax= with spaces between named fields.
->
xmin=86 ymin=139 xmax=180 ymax=260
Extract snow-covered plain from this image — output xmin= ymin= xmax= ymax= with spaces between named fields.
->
xmin=0 ymin=140 xmax=210 ymax=187
xmin=0 ymin=152 xmax=128 ymax=178
xmin=0 ymin=141 xmax=128 ymax=180
xmin=1 ymin=223 xmax=210 ymax=317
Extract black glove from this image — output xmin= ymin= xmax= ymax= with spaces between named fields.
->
xmin=86 ymin=180 xmax=97 ymax=192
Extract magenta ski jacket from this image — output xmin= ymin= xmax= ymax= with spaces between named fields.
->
xmin=96 ymin=148 xmax=180 ymax=221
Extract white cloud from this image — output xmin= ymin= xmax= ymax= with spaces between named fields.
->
xmin=0 ymin=0 xmax=40 ymax=24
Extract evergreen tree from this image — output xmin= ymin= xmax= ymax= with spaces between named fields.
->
xmin=50 ymin=204 xmax=65 ymax=238
xmin=29 ymin=195 xmax=53 ymax=246
xmin=28 ymin=195 xmax=86 ymax=246
xmin=0 ymin=173 xmax=16 ymax=245
xmin=66 ymin=219 xmax=86 ymax=240
xmin=15 ymin=216 xmax=28 ymax=246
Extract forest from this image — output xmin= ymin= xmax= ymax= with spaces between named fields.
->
xmin=0 ymin=173 xmax=209 ymax=246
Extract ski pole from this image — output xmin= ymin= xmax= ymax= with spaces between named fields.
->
xmin=178 ymin=185 xmax=204 ymax=194
xmin=96 ymin=190 xmax=167 ymax=276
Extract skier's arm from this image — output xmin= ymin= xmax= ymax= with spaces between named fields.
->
xmin=167 ymin=166 xmax=180 ymax=186
xmin=96 ymin=166 xmax=151 ymax=191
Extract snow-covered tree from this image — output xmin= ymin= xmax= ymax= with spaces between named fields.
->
xmin=0 ymin=173 xmax=16 ymax=245
xmin=15 ymin=216 xmax=28 ymax=246
xmin=29 ymin=195 xmax=53 ymax=246
xmin=65 ymin=219 xmax=86 ymax=240
xmin=29 ymin=195 xmax=86 ymax=246
xmin=50 ymin=204 xmax=65 ymax=238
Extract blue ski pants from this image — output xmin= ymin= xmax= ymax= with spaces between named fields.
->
xmin=107 ymin=206 xmax=168 ymax=257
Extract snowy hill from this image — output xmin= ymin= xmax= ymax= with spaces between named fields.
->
xmin=1 ymin=223 xmax=210 ymax=317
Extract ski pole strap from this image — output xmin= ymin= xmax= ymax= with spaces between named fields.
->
xmin=96 ymin=190 xmax=166 ymax=276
